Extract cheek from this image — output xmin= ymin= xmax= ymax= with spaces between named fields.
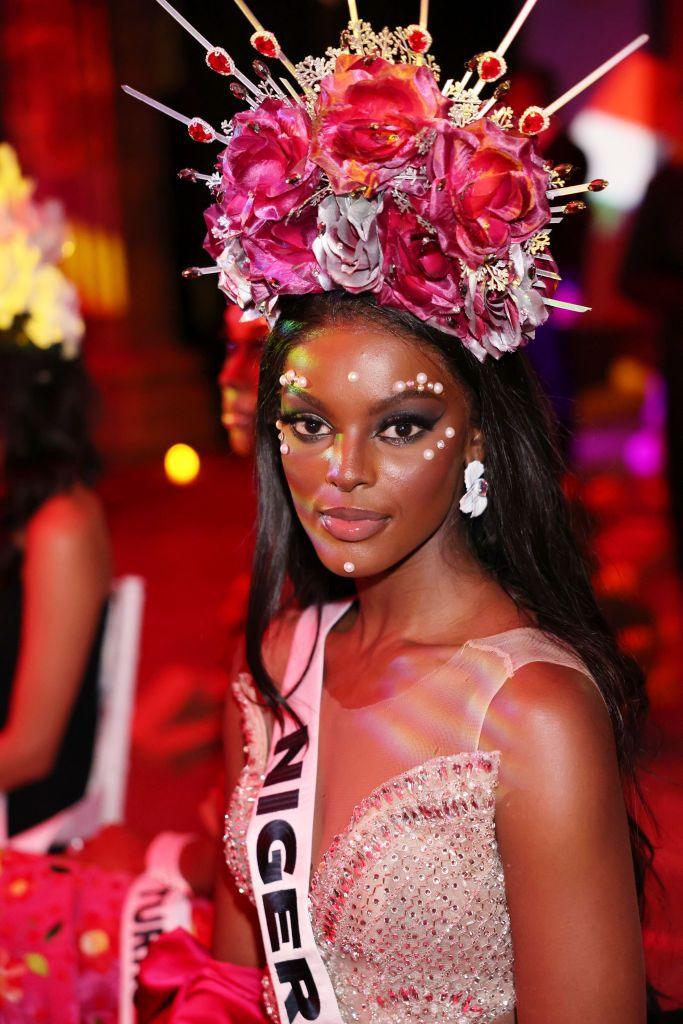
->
xmin=281 ymin=447 xmax=325 ymax=508
xmin=381 ymin=447 xmax=460 ymax=521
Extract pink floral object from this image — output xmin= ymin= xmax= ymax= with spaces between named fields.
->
xmin=311 ymin=54 xmax=449 ymax=194
xmin=378 ymin=198 xmax=464 ymax=326
xmin=313 ymin=194 xmax=382 ymax=293
xmin=243 ymin=207 xmax=326 ymax=299
xmin=462 ymin=244 xmax=548 ymax=360
xmin=428 ymin=119 xmax=551 ymax=268
xmin=219 ymin=100 xmax=321 ymax=231
xmin=0 ymin=949 xmax=26 ymax=1005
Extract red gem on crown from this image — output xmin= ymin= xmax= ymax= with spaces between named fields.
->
xmin=250 ymin=31 xmax=280 ymax=59
xmin=405 ymin=24 xmax=433 ymax=54
xmin=187 ymin=118 xmax=216 ymax=143
xmin=518 ymin=106 xmax=550 ymax=135
xmin=476 ymin=51 xmax=507 ymax=82
xmin=206 ymin=47 xmax=234 ymax=76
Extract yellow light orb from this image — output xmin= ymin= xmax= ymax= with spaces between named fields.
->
xmin=164 ymin=443 xmax=200 ymax=485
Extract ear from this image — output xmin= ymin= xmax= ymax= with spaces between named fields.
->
xmin=465 ymin=426 xmax=486 ymax=464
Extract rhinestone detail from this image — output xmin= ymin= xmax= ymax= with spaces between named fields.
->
xmin=224 ymin=686 xmax=515 ymax=1024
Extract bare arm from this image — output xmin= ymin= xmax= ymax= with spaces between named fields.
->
xmin=211 ymin=679 xmax=266 ymax=966
xmin=0 ymin=490 xmax=111 ymax=789
xmin=484 ymin=664 xmax=646 ymax=1024
xmin=211 ymin=612 xmax=298 ymax=965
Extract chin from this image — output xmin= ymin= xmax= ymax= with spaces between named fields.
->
xmin=228 ymin=429 xmax=254 ymax=457
xmin=308 ymin=533 xmax=407 ymax=580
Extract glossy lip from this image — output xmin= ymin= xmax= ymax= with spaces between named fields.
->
xmin=319 ymin=507 xmax=390 ymax=543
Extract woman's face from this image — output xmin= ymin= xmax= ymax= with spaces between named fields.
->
xmin=277 ymin=323 xmax=482 ymax=578
xmin=219 ymin=309 xmax=267 ymax=457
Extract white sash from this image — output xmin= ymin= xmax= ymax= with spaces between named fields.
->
xmin=245 ymin=603 xmax=348 ymax=1024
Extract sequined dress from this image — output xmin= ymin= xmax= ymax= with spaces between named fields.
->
xmin=224 ymin=601 xmax=598 ymax=1024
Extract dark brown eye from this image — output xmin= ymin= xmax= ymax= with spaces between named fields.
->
xmin=288 ymin=415 xmax=333 ymax=440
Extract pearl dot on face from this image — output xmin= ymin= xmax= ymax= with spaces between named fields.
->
xmin=436 ymin=440 xmax=445 ymax=449
xmin=445 ymin=426 xmax=456 ymax=438
xmin=416 ymin=372 xmax=428 ymax=385
xmin=433 ymin=382 xmax=444 ymax=395
xmin=347 ymin=371 xmax=359 ymax=383
xmin=423 ymin=448 xmax=435 ymax=461
xmin=393 ymin=380 xmax=407 ymax=393
xmin=280 ymin=443 xmax=290 ymax=455
xmin=343 ymin=561 xmax=355 ymax=574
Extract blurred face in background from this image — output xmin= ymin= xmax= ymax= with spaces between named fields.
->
xmin=219 ymin=305 xmax=268 ymax=457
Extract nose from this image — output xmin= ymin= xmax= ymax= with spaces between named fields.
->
xmin=325 ymin=431 xmax=373 ymax=492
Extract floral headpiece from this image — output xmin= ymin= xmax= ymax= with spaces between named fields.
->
xmin=124 ymin=1 xmax=647 ymax=361
xmin=0 ymin=143 xmax=84 ymax=359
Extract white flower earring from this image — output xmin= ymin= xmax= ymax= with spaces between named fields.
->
xmin=459 ymin=460 xmax=489 ymax=517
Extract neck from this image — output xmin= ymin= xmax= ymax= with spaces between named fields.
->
xmin=351 ymin=523 xmax=506 ymax=648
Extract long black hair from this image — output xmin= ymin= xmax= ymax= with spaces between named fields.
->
xmin=246 ymin=290 xmax=657 ymax=992
xmin=0 ymin=344 xmax=100 ymax=574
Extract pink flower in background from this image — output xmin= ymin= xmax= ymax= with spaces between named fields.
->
xmin=219 ymin=99 xmax=320 ymax=230
xmin=0 ymin=949 xmax=25 ymax=1005
xmin=428 ymin=119 xmax=551 ymax=268
xmin=378 ymin=199 xmax=463 ymax=323
xmin=312 ymin=54 xmax=449 ymax=194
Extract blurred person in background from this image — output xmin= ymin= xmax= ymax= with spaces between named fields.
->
xmin=219 ymin=303 xmax=268 ymax=457
xmin=0 ymin=343 xmax=111 ymax=838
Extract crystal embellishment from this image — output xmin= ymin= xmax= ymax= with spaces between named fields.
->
xmin=224 ymin=678 xmax=515 ymax=1024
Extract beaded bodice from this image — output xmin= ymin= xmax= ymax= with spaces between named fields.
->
xmin=224 ymin=603 xmax=597 ymax=1024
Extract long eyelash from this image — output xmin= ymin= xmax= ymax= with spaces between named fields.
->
xmin=279 ymin=411 xmax=328 ymax=427
xmin=379 ymin=412 xmax=436 ymax=432
xmin=279 ymin=410 xmax=331 ymax=443
xmin=377 ymin=411 xmax=439 ymax=445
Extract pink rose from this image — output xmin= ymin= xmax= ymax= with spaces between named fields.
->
xmin=428 ymin=119 xmax=551 ymax=268
xmin=204 ymin=202 xmax=232 ymax=260
xmin=462 ymin=245 xmax=549 ymax=360
xmin=313 ymin=194 xmax=383 ymax=293
xmin=219 ymin=99 xmax=320 ymax=231
xmin=312 ymin=55 xmax=449 ymax=194
xmin=242 ymin=208 xmax=326 ymax=298
xmin=378 ymin=198 xmax=464 ymax=324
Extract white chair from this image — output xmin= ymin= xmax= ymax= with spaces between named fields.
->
xmin=0 ymin=575 xmax=145 ymax=852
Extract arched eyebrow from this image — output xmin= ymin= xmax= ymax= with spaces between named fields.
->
xmin=281 ymin=388 xmax=443 ymax=417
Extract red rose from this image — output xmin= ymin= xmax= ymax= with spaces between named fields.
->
xmin=378 ymin=198 xmax=463 ymax=324
xmin=312 ymin=54 xmax=449 ymax=195
xmin=428 ymin=119 xmax=551 ymax=268
xmin=219 ymin=99 xmax=320 ymax=231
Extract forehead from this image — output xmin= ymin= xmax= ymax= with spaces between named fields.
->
xmin=286 ymin=324 xmax=451 ymax=393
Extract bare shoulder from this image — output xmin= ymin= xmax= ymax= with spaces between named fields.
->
xmin=26 ymin=485 xmax=109 ymax=552
xmin=483 ymin=660 xmax=618 ymax=799
xmin=223 ymin=605 xmax=300 ymax=781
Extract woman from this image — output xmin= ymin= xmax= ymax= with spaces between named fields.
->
xmin=0 ymin=343 xmax=111 ymax=837
xmin=130 ymin=9 xmax=655 ymax=1021
xmin=211 ymin=290 xmax=650 ymax=1024
xmin=219 ymin=304 xmax=268 ymax=457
